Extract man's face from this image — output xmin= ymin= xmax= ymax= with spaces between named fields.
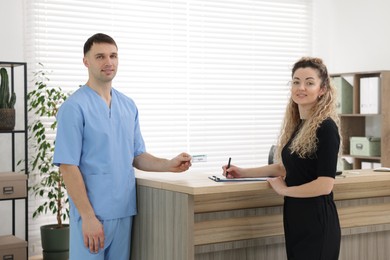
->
xmin=83 ymin=42 xmax=118 ymax=84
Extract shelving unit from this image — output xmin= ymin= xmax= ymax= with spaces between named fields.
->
xmin=0 ymin=62 xmax=28 ymax=259
xmin=331 ymin=71 xmax=390 ymax=169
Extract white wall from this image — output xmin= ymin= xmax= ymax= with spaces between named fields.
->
xmin=0 ymin=0 xmax=25 ymax=167
xmin=0 ymin=0 xmax=24 ymax=60
xmin=313 ymin=0 xmax=390 ymax=73
xmin=2 ymin=0 xmax=390 ymax=256
xmin=0 ymin=0 xmax=26 ymax=241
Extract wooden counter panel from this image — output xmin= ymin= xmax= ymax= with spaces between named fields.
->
xmin=194 ymin=189 xmax=283 ymax=213
xmin=339 ymin=202 xmax=390 ymax=228
xmin=194 ymin=213 xmax=283 ymax=245
xmin=131 ymin=186 xmax=195 ymax=260
xmin=334 ymin=173 xmax=390 ymax=200
xmin=194 ymin=200 xmax=390 ymax=246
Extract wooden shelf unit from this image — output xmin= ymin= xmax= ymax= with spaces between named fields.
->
xmin=331 ymin=71 xmax=390 ymax=169
xmin=0 ymin=61 xmax=28 ymax=260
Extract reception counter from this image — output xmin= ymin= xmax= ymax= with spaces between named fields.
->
xmin=131 ymin=170 xmax=390 ymax=260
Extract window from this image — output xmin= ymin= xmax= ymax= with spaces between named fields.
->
xmin=24 ymin=0 xmax=312 ymax=172
xmin=25 ymin=0 xmax=312 ymax=253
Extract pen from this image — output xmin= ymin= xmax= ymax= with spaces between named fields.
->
xmin=226 ymin=157 xmax=231 ymax=177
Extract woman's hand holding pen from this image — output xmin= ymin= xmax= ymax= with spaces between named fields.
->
xmin=222 ymin=164 xmax=243 ymax=178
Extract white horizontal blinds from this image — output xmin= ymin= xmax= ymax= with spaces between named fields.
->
xmin=185 ymin=1 xmax=311 ymax=173
xmin=115 ymin=2 xmax=191 ymax=161
xmin=25 ymin=0 xmax=312 ymax=175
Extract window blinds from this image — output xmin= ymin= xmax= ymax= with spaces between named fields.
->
xmin=24 ymin=0 xmax=312 ymax=174
xmin=25 ymin=1 xmax=312 ymax=253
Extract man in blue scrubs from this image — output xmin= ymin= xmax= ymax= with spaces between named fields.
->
xmin=53 ymin=33 xmax=192 ymax=260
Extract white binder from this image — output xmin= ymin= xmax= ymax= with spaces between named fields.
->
xmin=360 ymin=76 xmax=380 ymax=114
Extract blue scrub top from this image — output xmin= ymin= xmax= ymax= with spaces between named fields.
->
xmin=53 ymin=85 xmax=146 ymax=221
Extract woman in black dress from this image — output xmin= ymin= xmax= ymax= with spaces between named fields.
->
xmin=223 ymin=57 xmax=341 ymax=260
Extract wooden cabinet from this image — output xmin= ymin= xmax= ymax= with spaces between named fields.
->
xmin=331 ymin=71 xmax=390 ymax=169
xmin=0 ymin=61 xmax=28 ymax=259
xmin=133 ymin=170 xmax=390 ymax=260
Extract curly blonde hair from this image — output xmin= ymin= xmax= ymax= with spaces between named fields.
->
xmin=276 ymin=57 xmax=340 ymax=160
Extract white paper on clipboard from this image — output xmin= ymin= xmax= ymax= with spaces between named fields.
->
xmin=208 ymin=175 xmax=270 ymax=182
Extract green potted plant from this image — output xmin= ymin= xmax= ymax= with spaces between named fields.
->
xmin=0 ymin=67 xmax=17 ymax=130
xmin=28 ymin=64 xmax=70 ymax=260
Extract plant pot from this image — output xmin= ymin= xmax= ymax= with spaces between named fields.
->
xmin=43 ymin=250 xmax=69 ymax=260
xmin=40 ymin=224 xmax=69 ymax=260
xmin=0 ymin=108 xmax=15 ymax=130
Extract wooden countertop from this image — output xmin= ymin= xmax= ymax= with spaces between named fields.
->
xmin=135 ymin=171 xmax=271 ymax=195
xmin=135 ymin=169 xmax=390 ymax=201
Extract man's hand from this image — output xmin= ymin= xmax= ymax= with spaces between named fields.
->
xmin=133 ymin=152 xmax=192 ymax=172
xmin=82 ymin=216 xmax=105 ymax=253
xmin=169 ymin=152 xmax=192 ymax=172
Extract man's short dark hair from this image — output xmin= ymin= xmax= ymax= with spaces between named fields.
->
xmin=83 ymin=33 xmax=118 ymax=55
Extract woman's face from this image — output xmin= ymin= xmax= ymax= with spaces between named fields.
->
xmin=290 ymin=67 xmax=325 ymax=116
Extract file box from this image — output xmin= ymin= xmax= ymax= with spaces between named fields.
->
xmin=0 ymin=172 xmax=27 ymax=199
xmin=333 ymin=76 xmax=353 ymax=114
xmin=350 ymin=137 xmax=381 ymax=156
xmin=0 ymin=235 xmax=27 ymax=260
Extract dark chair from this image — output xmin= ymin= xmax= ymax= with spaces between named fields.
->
xmin=268 ymin=145 xmax=276 ymax=165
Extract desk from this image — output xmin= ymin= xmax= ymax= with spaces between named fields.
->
xmin=131 ymin=170 xmax=390 ymax=260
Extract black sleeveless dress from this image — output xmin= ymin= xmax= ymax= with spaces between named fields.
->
xmin=282 ymin=119 xmax=341 ymax=260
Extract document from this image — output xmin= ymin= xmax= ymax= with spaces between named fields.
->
xmin=360 ymin=76 xmax=380 ymax=114
xmin=373 ymin=167 xmax=390 ymax=172
xmin=208 ymin=175 xmax=270 ymax=182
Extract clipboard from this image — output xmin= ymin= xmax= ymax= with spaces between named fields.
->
xmin=208 ymin=175 xmax=270 ymax=182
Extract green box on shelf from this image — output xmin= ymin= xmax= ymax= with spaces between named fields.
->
xmin=337 ymin=158 xmax=353 ymax=171
xmin=333 ymin=76 xmax=353 ymax=114
xmin=350 ymin=136 xmax=381 ymax=156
